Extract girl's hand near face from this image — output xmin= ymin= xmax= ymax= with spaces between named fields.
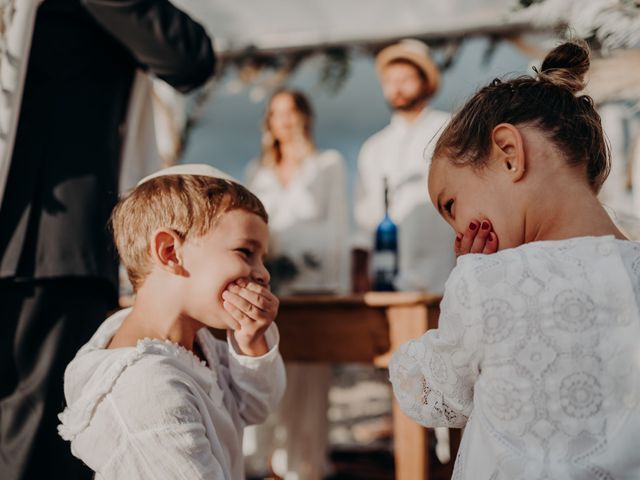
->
xmin=222 ymin=279 xmax=279 ymax=357
xmin=454 ymin=219 xmax=499 ymax=257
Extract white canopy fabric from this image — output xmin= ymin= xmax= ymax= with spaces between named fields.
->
xmin=171 ymin=0 xmax=525 ymax=56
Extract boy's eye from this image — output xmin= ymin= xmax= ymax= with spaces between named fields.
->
xmin=444 ymin=199 xmax=455 ymax=217
xmin=236 ymin=248 xmax=253 ymax=258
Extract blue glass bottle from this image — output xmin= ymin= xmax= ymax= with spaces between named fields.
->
xmin=372 ymin=178 xmax=398 ymax=291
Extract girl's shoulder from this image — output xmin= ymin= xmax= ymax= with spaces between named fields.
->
xmin=449 ymin=235 xmax=640 ymax=305
xmin=456 ymin=235 xmax=636 ymax=269
xmin=615 ymin=237 xmax=640 ymax=257
xmin=512 ymin=235 xmax=639 ymax=267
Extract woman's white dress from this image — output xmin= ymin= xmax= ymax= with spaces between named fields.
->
xmin=246 ymin=149 xmax=349 ymax=294
xmin=244 ymin=149 xmax=349 ymax=479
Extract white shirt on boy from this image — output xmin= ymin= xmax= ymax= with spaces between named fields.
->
xmin=58 ymin=307 xmax=286 ymax=480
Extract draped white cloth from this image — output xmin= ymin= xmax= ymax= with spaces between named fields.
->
xmin=0 ymin=0 xmax=42 ymax=209
xmin=0 ymin=0 xmax=168 ymax=206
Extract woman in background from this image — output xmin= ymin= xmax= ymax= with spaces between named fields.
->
xmin=244 ymin=88 xmax=349 ymax=479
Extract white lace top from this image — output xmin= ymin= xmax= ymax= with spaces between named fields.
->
xmin=389 ymin=235 xmax=640 ymax=479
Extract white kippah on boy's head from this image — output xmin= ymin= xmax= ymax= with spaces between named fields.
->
xmin=137 ymin=163 xmax=238 ymax=186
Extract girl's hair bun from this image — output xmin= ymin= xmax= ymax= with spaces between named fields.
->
xmin=538 ymin=40 xmax=590 ymax=94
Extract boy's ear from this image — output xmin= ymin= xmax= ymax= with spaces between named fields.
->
xmin=151 ymin=229 xmax=183 ymax=274
xmin=490 ymin=123 xmax=526 ymax=182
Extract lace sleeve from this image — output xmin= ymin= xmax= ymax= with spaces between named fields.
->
xmin=389 ymin=261 xmax=482 ymax=428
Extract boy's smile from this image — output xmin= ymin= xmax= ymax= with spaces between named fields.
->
xmin=180 ymin=209 xmax=270 ymax=330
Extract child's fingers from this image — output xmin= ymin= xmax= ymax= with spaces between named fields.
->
xmin=236 ymin=278 xmax=273 ymax=296
xmin=236 ymin=279 xmax=275 ymax=300
xmin=227 ymin=283 xmax=275 ymax=312
xmin=483 ymin=231 xmax=499 ymax=254
xmin=469 ymin=220 xmax=492 ymax=253
xmin=220 ymin=305 xmax=241 ymax=331
xmin=454 ymin=232 xmax=463 ymax=257
xmin=237 ymin=280 xmax=280 ymax=315
xmin=458 ymin=221 xmax=479 ymax=254
xmin=222 ymin=290 xmax=264 ymax=322
xmin=222 ymin=298 xmax=252 ymax=329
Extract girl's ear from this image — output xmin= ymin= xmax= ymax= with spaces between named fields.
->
xmin=150 ymin=229 xmax=184 ymax=275
xmin=490 ymin=123 xmax=526 ymax=182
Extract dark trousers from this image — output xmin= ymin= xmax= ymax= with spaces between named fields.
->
xmin=0 ymin=278 xmax=114 ymax=480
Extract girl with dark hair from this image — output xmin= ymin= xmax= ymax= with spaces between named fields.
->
xmin=390 ymin=41 xmax=640 ymax=478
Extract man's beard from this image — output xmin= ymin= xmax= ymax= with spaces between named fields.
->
xmin=389 ymin=91 xmax=429 ymax=113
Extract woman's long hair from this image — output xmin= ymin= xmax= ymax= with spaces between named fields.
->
xmin=260 ymin=89 xmax=315 ymax=166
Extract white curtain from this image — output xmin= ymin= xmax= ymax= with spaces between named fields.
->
xmin=0 ymin=0 xmax=43 ymax=209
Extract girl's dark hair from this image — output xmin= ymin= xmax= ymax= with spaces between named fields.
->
xmin=261 ymin=88 xmax=315 ymax=166
xmin=433 ymin=40 xmax=610 ymax=193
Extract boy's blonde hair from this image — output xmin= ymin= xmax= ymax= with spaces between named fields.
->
xmin=111 ymin=174 xmax=268 ymax=291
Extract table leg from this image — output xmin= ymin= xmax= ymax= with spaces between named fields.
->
xmin=387 ymin=304 xmax=431 ymax=480
xmin=449 ymin=428 xmax=462 ymax=464
xmin=392 ymin=398 xmax=429 ymax=479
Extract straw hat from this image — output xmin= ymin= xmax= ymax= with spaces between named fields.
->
xmin=137 ymin=163 xmax=238 ymax=186
xmin=375 ymin=39 xmax=440 ymax=98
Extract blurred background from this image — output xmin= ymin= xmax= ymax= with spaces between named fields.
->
xmin=181 ymin=37 xmax=529 ymax=195
xmin=6 ymin=2 xmax=640 ymax=480
xmin=138 ymin=0 xmax=640 ymax=236
xmin=144 ymin=3 xmax=640 ymax=476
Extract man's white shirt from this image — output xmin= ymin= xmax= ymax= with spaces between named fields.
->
xmin=354 ymin=107 xmax=456 ymax=293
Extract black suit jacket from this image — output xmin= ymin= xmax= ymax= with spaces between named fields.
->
xmin=0 ymin=0 xmax=215 ymax=295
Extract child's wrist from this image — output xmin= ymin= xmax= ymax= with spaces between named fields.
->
xmin=232 ymin=331 xmax=269 ymax=357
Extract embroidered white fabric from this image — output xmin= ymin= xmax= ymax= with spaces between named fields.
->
xmin=58 ymin=308 xmax=286 ymax=480
xmin=389 ymin=235 xmax=640 ymax=479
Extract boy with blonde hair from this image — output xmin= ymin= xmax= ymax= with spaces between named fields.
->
xmin=58 ymin=164 xmax=286 ymax=479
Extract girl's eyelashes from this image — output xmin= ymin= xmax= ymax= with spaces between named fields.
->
xmin=444 ymin=199 xmax=455 ymax=218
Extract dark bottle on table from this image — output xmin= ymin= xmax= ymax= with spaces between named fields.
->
xmin=372 ymin=177 xmax=398 ymax=291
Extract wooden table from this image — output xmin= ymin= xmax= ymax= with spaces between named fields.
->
xmin=121 ymin=291 xmax=458 ymax=477
xmin=276 ymin=291 xmax=453 ymax=480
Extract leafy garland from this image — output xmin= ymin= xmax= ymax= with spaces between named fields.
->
xmin=515 ymin=0 xmax=640 ymax=51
